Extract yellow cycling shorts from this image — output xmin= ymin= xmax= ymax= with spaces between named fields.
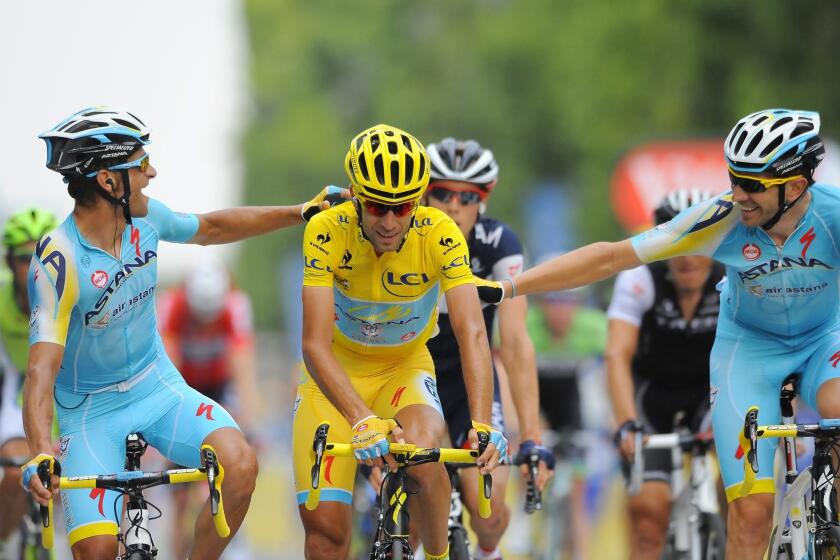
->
xmin=292 ymin=347 xmax=444 ymax=506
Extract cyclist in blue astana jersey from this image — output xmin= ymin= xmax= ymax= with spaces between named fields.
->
xmin=21 ymin=107 xmax=344 ymax=560
xmin=475 ymin=108 xmax=839 ymax=559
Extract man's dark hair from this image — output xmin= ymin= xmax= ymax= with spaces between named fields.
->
xmin=66 ymin=176 xmax=101 ymax=206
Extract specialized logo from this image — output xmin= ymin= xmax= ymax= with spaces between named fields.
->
xmin=391 ymin=386 xmax=407 ymax=407
xmin=738 ymin=256 xmax=832 ymax=281
xmin=742 ymin=243 xmax=761 ymax=261
xmin=339 ymin=250 xmax=353 ymax=270
xmin=90 ymin=488 xmax=106 ymax=517
xmin=687 ymin=197 xmax=734 ymax=233
xmin=323 ymin=455 xmax=336 ymax=485
xmin=35 ymin=236 xmax=66 ymax=301
xmin=400 ymin=331 xmax=416 ymax=341
xmin=130 ymin=226 xmax=141 ymax=257
xmin=84 ymin=250 xmax=157 ymax=325
xmin=800 ymin=226 xmax=816 ymax=259
xmin=91 ymin=270 xmax=109 ymax=288
xmin=830 ymin=351 xmax=840 ymax=368
xmin=196 ymin=402 xmax=215 ymax=420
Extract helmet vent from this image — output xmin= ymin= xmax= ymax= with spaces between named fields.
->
xmin=388 ymin=141 xmax=398 ymax=155
xmin=401 ymin=135 xmax=412 ymax=150
xmin=418 ymin=153 xmax=425 ymax=179
xmin=404 ymin=156 xmax=414 ymax=182
xmin=746 ymin=131 xmax=764 ymax=154
xmin=753 ymin=115 xmax=770 ymax=126
xmin=114 ymin=118 xmax=139 ymax=130
xmin=390 ymin=161 xmax=400 ymax=188
xmin=760 ymin=136 xmax=783 ymax=158
xmin=358 ymin=153 xmax=370 ymax=182
xmin=65 ymin=120 xmax=100 ymax=134
xmin=734 ymin=130 xmax=748 ymax=153
xmin=371 ymin=135 xmax=380 ymax=150
xmin=770 ymin=116 xmax=793 ymax=131
xmin=793 ymin=124 xmax=812 ymax=137
xmin=373 ymin=154 xmax=385 ymax=185
xmin=355 ymin=136 xmax=365 ymax=151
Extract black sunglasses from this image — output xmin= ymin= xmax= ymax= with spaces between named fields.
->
xmin=428 ymin=188 xmax=482 ymax=205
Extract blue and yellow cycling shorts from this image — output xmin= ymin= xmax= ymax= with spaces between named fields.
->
xmin=54 ymin=355 xmax=238 ymax=545
xmin=292 ymin=346 xmax=444 ymax=506
xmin=710 ymin=313 xmax=840 ymax=502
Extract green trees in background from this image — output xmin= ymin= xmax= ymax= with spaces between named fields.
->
xmin=241 ymin=0 xmax=840 ymax=325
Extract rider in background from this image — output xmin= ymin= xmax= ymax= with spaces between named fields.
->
xmin=157 ymin=258 xmax=261 ymax=559
xmin=475 ymin=108 xmax=839 ymax=559
xmin=606 ymin=190 xmax=724 ymax=559
xmin=423 ymin=137 xmax=554 ymax=560
xmin=0 ymin=208 xmax=57 ymax=542
xmin=525 ymin=280 xmax=606 ymax=560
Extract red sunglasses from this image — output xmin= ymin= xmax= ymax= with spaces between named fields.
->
xmin=362 ymin=200 xmax=416 ymax=217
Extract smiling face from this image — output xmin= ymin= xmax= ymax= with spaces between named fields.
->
xmin=356 ymin=196 xmax=416 ymax=255
xmin=730 ymin=175 xmax=808 ymax=229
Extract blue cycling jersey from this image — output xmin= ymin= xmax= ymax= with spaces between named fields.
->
xmin=632 ymin=183 xmax=840 ymax=340
xmin=28 ymin=199 xmax=199 ymax=392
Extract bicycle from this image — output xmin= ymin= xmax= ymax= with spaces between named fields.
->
xmin=738 ymin=399 xmax=840 ymax=560
xmin=305 ymin=422 xmax=494 ymax=560
xmin=626 ymin=423 xmax=725 ymax=559
xmin=35 ymin=433 xmax=230 ymax=559
xmin=0 ymin=456 xmax=51 ymax=560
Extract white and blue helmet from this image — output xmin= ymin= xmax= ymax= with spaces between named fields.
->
xmin=724 ymin=109 xmax=824 ymax=176
xmin=39 ymin=107 xmax=151 ymax=179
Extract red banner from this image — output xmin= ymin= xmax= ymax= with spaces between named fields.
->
xmin=610 ymin=140 xmax=727 ymax=232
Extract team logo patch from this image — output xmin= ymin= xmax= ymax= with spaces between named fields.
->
xmin=58 ymin=435 xmax=72 ymax=460
xmin=400 ymin=331 xmax=416 ymax=341
xmin=742 ymin=243 xmax=761 ymax=261
xmin=356 ymin=423 xmax=368 ymax=432
xmin=91 ymin=270 xmax=109 ymax=288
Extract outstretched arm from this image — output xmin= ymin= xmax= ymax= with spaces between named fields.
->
xmin=504 ymin=239 xmax=641 ymax=298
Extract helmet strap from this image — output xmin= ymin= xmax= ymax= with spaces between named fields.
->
xmin=761 ymin=183 xmax=808 ymax=231
xmin=94 ymin=170 xmax=133 ymax=225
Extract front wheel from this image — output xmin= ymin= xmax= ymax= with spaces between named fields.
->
xmin=814 ymin=525 xmax=840 ymax=560
xmin=448 ymin=526 xmax=471 ymax=560
xmin=699 ymin=513 xmax=726 ymax=560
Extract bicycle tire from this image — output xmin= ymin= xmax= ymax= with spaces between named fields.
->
xmin=699 ymin=513 xmax=726 ymax=560
xmin=814 ymin=525 xmax=840 ymax=560
xmin=448 ymin=527 xmax=471 ymax=560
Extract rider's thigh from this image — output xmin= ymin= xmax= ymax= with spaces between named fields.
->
xmin=298 ymin=502 xmax=352 ymax=559
xmin=709 ymin=330 xmax=800 ymax=500
xmin=71 ymin=534 xmax=119 ymax=560
xmin=801 ymin=330 xmax=840 ymax=415
xmin=458 ymin=463 xmax=509 ymax=517
xmin=393 ymin=404 xmax=446 ymax=447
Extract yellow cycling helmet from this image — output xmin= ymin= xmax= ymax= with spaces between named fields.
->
xmin=344 ymin=124 xmax=430 ymax=204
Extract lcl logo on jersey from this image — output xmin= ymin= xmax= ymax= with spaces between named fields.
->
xmin=382 ymin=268 xmax=432 ymax=297
xmin=742 ymin=243 xmax=761 ymax=261
xmin=91 ymin=270 xmax=109 ymax=288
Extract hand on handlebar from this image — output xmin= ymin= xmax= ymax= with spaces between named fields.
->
xmin=21 ymin=454 xmax=60 ymax=506
xmin=614 ymin=419 xmax=645 ymax=462
xmin=515 ymin=440 xmax=555 ymax=491
xmin=351 ymin=415 xmax=404 ymax=471
xmin=469 ymin=421 xmax=507 ymax=475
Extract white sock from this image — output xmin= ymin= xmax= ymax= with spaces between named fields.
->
xmin=474 ymin=546 xmax=503 ymax=560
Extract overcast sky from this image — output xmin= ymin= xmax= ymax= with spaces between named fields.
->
xmin=0 ymin=0 xmax=249 ymax=281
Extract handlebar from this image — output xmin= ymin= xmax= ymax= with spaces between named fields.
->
xmin=38 ymin=444 xmax=229 ymax=549
xmin=305 ymin=422 xmax=493 ymax=518
xmin=625 ymin=430 xmax=715 ymax=496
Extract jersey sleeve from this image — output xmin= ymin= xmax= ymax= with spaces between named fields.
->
xmin=631 ymin=193 xmax=738 ymax=263
xmin=489 ymin=224 xmax=525 ymax=280
xmin=606 ymin=267 xmax=654 ymax=327
xmin=28 ymin=238 xmax=79 ymax=347
xmin=144 ymin=198 xmax=200 ymax=243
xmin=431 ymin=217 xmax=475 ymax=292
xmin=302 ymin=211 xmax=342 ymax=288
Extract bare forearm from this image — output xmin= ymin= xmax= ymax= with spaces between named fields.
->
xmin=499 ymin=338 xmax=541 ymax=441
xmin=23 ymin=368 xmax=57 ymax=455
xmin=511 ymin=240 xmax=640 ymax=296
xmin=194 ymin=205 xmax=304 ymax=245
xmin=456 ymin=329 xmax=494 ymax=425
xmin=606 ymin=356 xmax=637 ymax=425
xmin=229 ymin=348 xmax=260 ymax=430
xmin=302 ymin=345 xmax=371 ymax=425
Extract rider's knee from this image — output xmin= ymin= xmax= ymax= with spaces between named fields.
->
xmin=71 ymin=535 xmax=119 ymax=560
xmin=472 ymin=501 xmax=509 ymax=534
xmin=225 ymin=441 xmax=259 ymax=496
xmin=728 ymin=495 xmax=774 ymax=541
xmin=816 ymin=379 xmax=840 ymax=418
xmin=301 ymin=508 xmax=351 ymax=559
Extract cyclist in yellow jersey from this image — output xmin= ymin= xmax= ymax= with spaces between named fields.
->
xmin=294 ymin=124 xmax=505 ymax=560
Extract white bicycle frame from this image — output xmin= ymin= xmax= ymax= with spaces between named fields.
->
xmin=628 ymin=430 xmax=721 ymax=560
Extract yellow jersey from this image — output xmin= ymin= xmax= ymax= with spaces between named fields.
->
xmin=302 ymin=203 xmax=474 ymax=361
